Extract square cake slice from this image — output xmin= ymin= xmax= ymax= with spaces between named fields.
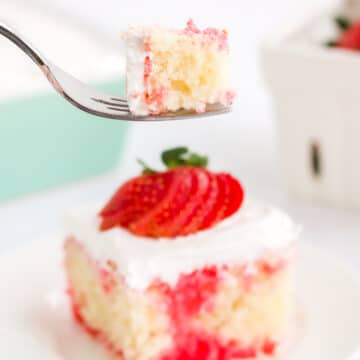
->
xmin=64 ymin=149 xmax=298 ymax=360
xmin=124 ymin=20 xmax=235 ymax=116
xmin=64 ymin=203 xmax=295 ymax=360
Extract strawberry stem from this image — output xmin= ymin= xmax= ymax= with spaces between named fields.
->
xmin=162 ymin=147 xmax=208 ymax=169
xmin=325 ymin=40 xmax=337 ymax=47
xmin=335 ymin=16 xmax=351 ymax=31
xmin=137 ymin=147 xmax=208 ymax=175
xmin=137 ymin=159 xmax=157 ymax=175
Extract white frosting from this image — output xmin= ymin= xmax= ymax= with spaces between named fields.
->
xmin=65 ymin=201 xmax=299 ymax=290
xmin=124 ymin=29 xmax=150 ymax=116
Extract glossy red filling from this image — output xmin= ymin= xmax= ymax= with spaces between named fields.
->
xmin=68 ymin=260 xmax=280 ymax=359
xmin=69 ymin=287 xmax=125 ymax=359
xmin=153 ymin=266 xmax=277 ymax=359
xmin=69 ymin=287 xmax=100 ymax=338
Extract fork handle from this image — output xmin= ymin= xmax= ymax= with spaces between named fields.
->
xmin=0 ymin=21 xmax=45 ymax=66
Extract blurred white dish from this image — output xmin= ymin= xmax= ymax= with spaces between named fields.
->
xmin=0 ymin=236 xmax=359 ymax=359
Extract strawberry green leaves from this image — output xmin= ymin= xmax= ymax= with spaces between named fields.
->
xmin=162 ymin=147 xmax=208 ymax=169
xmin=137 ymin=147 xmax=208 ymax=174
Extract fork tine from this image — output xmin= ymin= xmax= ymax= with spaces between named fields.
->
xmin=107 ymin=106 xmax=131 ymax=113
xmin=110 ymin=97 xmax=128 ymax=103
xmin=91 ymin=98 xmax=129 ymax=109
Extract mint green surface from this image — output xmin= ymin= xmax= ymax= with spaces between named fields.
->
xmin=0 ymin=79 xmax=128 ymax=202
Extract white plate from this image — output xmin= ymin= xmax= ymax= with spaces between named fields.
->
xmin=0 ymin=237 xmax=359 ymax=360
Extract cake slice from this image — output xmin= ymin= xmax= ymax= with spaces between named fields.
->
xmin=124 ymin=20 xmax=235 ymax=116
xmin=64 ymin=148 xmax=297 ymax=359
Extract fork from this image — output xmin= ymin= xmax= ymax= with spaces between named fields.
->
xmin=0 ymin=21 xmax=231 ymax=122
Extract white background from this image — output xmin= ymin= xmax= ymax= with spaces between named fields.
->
xmin=1 ymin=0 xmax=360 ymax=274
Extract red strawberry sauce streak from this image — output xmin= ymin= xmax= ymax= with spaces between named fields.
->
xmin=69 ymin=292 xmax=125 ymax=359
xmin=143 ymin=42 xmax=168 ymax=114
xmin=68 ymin=260 xmax=279 ymax=359
xmin=151 ymin=266 xmax=277 ymax=360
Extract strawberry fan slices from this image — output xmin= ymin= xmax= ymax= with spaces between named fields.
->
xmin=64 ymin=147 xmax=298 ymax=360
xmin=327 ymin=16 xmax=360 ymax=50
xmin=99 ymin=167 xmax=243 ymax=237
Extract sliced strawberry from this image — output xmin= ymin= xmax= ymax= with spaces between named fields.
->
xmin=338 ymin=21 xmax=360 ymax=50
xmin=133 ymin=167 xmax=198 ymax=237
xmin=181 ymin=171 xmax=219 ymax=235
xmin=99 ymin=155 xmax=245 ymax=238
xmin=99 ymin=172 xmax=174 ymax=231
xmin=199 ymin=174 xmax=228 ymax=230
xmin=200 ymin=173 xmax=244 ymax=230
xmin=129 ymin=167 xmax=200 ymax=238
xmin=162 ymin=168 xmax=211 ymax=237
xmin=223 ymin=174 xmax=244 ymax=218
xmin=100 ymin=172 xmax=172 ymax=217
xmin=207 ymin=174 xmax=231 ymax=226
xmin=180 ymin=172 xmax=243 ymax=235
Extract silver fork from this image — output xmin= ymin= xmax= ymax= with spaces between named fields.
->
xmin=0 ymin=21 xmax=232 ymax=122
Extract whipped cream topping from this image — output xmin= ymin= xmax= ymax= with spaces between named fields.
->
xmin=123 ymin=29 xmax=150 ymax=116
xmin=64 ymin=201 xmax=299 ymax=290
